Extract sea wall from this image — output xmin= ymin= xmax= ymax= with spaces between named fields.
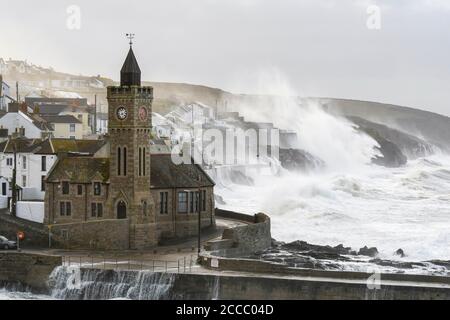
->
xmin=48 ymin=267 xmax=450 ymax=300
xmin=0 ymin=252 xmax=62 ymax=293
xmin=212 ymin=209 xmax=271 ymax=254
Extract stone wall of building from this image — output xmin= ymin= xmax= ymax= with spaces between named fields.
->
xmin=45 ymin=181 xmax=110 ymax=224
xmin=152 ymin=187 xmax=216 ymax=241
xmin=50 ymin=219 xmax=129 ymax=250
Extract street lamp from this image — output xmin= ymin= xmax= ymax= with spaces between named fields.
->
xmin=183 ymin=188 xmax=202 ymax=258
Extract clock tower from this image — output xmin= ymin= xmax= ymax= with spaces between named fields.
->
xmin=107 ymin=38 xmax=156 ymax=248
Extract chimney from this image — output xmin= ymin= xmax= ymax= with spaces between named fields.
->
xmin=18 ymin=102 xmax=28 ymax=114
xmin=7 ymin=102 xmax=19 ymax=113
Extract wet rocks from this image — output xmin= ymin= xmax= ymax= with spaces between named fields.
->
xmin=358 ymin=246 xmax=379 ymax=257
xmin=277 ymin=241 xmax=356 ymax=261
xmin=214 ymin=194 xmax=226 ymax=205
xmin=279 ymin=148 xmax=325 ymax=172
xmin=395 ymin=248 xmax=406 ymax=258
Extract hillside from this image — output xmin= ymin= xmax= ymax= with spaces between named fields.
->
xmin=3 ymin=60 xmax=450 ymax=149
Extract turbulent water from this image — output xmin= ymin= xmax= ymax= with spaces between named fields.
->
xmin=0 ymin=267 xmax=177 ymax=300
xmin=210 ymin=94 xmax=450 ymax=266
xmin=215 ymin=146 xmax=450 ymax=264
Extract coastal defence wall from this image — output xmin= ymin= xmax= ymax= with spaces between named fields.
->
xmin=207 ymin=209 xmax=272 ymax=254
xmin=45 ymin=267 xmax=450 ymax=300
xmin=0 ymin=252 xmax=61 ymax=292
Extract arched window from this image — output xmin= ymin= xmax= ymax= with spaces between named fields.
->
xmin=138 ymin=147 xmax=142 ymax=176
xmin=143 ymin=147 xmax=146 ymax=176
xmin=123 ymin=147 xmax=127 ymax=176
xmin=142 ymin=200 xmax=148 ymax=216
xmin=117 ymin=200 xmax=127 ymax=219
xmin=117 ymin=147 xmax=122 ymax=176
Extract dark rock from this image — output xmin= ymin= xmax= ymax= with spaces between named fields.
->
xmin=280 ymin=240 xmax=355 ymax=261
xmin=348 ymin=116 xmax=434 ymax=159
xmin=214 ymin=194 xmax=226 ymax=205
xmin=348 ymin=118 xmax=408 ymax=167
xmin=395 ymin=248 xmax=405 ymax=258
xmin=279 ymin=148 xmax=324 ymax=172
xmin=369 ymin=258 xmax=425 ymax=269
xmin=358 ymin=246 xmax=379 ymax=257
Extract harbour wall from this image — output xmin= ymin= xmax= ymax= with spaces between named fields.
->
xmin=42 ymin=267 xmax=450 ymax=300
xmin=0 ymin=252 xmax=62 ymax=292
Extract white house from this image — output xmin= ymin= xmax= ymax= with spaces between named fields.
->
xmin=0 ymin=137 xmax=106 ymax=218
xmin=40 ymin=115 xmax=83 ymax=139
xmin=0 ymin=59 xmax=8 ymax=75
xmin=95 ymin=113 xmax=108 ymax=134
xmin=0 ymin=75 xmax=13 ymax=111
xmin=0 ymin=110 xmax=52 ymax=139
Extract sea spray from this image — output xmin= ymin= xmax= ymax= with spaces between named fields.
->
xmin=49 ymin=266 xmax=175 ymax=300
xmin=214 ymin=70 xmax=450 ymax=266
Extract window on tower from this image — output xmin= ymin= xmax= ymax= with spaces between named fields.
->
xmin=117 ymin=147 xmax=122 ymax=176
xmin=143 ymin=147 xmax=146 ymax=176
xmin=123 ymin=147 xmax=127 ymax=176
xmin=138 ymin=147 xmax=142 ymax=176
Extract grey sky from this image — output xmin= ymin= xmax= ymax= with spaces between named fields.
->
xmin=1 ymin=0 xmax=450 ymax=115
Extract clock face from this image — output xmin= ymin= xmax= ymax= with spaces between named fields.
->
xmin=139 ymin=106 xmax=148 ymax=121
xmin=116 ymin=106 xmax=128 ymax=120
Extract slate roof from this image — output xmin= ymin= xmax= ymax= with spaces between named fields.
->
xmin=46 ymin=154 xmax=215 ymax=189
xmin=46 ymin=157 xmax=110 ymax=183
xmin=0 ymin=138 xmax=106 ymax=155
xmin=40 ymin=115 xmax=82 ymax=124
xmin=34 ymin=104 xmax=68 ymax=115
xmin=25 ymin=97 xmax=88 ymax=106
xmin=120 ymin=47 xmax=141 ymax=86
xmin=150 ymin=154 xmax=215 ymax=189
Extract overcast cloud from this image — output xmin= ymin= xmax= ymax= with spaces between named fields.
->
xmin=1 ymin=0 xmax=449 ymax=115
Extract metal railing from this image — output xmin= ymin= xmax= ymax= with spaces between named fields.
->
xmin=62 ymin=255 xmax=197 ymax=273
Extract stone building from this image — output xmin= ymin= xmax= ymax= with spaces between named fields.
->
xmin=44 ymin=44 xmax=215 ymax=250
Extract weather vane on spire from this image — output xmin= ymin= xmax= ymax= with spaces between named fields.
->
xmin=126 ymin=33 xmax=135 ymax=47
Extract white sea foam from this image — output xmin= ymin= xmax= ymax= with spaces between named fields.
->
xmin=214 ymin=73 xmax=450 ymax=263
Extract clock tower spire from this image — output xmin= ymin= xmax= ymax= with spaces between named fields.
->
xmin=106 ymin=35 xmax=156 ymax=249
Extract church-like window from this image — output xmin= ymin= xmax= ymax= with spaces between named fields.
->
xmin=91 ymin=203 xmax=103 ymax=218
xmin=178 ymin=192 xmax=188 ymax=213
xmin=142 ymin=200 xmax=148 ymax=216
xmin=60 ymin=201 xmax=71 ymax=216
xmin=93 ymin=182 xmax=101 ymax=196
xmin=117 ymin=147 xmax=122 ymax=176
xmin=123 ymin=147 xmax=127 ymax=176
xmin=202 ymin=190 xmax=206 ymax=212
xmin=143 ymin=148 xmax=146 ymax=176
xmin=62 ymin=181 xmax=69 ymax=195
xmin=77 ymin=185 xmax=83 ymax=195
xmin=189 ymin=191 xmax=194 ymax=213
xmin=160 ymin=192 xmax=168 ymax=214
xmin=138 ymin=147 xmax=142 ymax=176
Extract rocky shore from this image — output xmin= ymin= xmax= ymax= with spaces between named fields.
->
xmin=246 ymin=240 xmax=450 ymax=276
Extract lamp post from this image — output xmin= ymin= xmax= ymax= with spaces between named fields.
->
xmin=11 ymin=138 xmax=17 ymax=216
xmin=184 ymin=188 xmax=202 ymax=258
xmin=197 ymin=189 xmax=201 ymax=257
